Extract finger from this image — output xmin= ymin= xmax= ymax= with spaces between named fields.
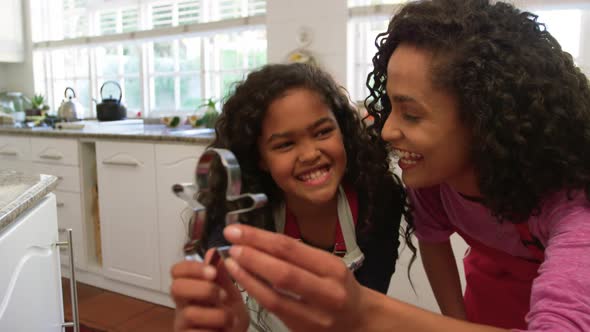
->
xmin=223 ymin=224 xmax=344 ymax=277
xmin=211 ymin=256 xmax=243 ymax=302
xmin=226 ymin=245 xmax=350 ymax=309
xmin=224 ymin=257 xmax=329 ymax=332
xmin=171 ymin=261 xmax=217 ymax=281
xmin=170 ymin=278 xmax=225 ymax=306
xmin=176 ymin=305 xmax=234 ymax=330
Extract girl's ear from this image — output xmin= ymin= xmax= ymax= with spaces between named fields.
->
xmin=258 ymin=158 xmax=269 ymax=171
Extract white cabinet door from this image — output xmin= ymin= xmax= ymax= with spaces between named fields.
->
xmin=155 ymin=143 xmax=204 ymax=292
xmin=96 ymin=141 xmax=160 ymax=290
xmin=55 ymin=191 xmax=87 ymax=269
xmin=0 ymin=194 xmax=65 ymax=331
xmin=0 ymin=0 xmax=23 ymax=62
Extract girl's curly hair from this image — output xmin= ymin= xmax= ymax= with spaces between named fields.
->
xmin=203 ymin=63 xmax=410 ymax=246
xmin=367 ymin=0 xmax=590 ymax=223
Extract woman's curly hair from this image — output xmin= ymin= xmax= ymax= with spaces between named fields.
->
xmin=202 ymin=62 xmax=410 ymax=246
xmin=367 ymin=0 xmax=590 ymax=223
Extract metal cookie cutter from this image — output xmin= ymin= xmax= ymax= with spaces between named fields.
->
xmin=172 ymin=148 xmax=267 ymax=265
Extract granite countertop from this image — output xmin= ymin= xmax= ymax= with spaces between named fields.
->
xmin=0 ymin=122 xmax=215 ymax=144
xmin=0 ymin=169 xmax=58 ymax=233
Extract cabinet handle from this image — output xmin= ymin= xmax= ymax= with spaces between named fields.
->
xmin=57 ymin=202 xmax=65 ymax=208
xmin=0 ymin=150 xmax=18 ymax=156
xmin=102 ymin=160 xmax=139 ymax=167
xmin=56 ymin=229 xmax=80 ymax=332
xmin=40 ymin=154 xmax=63 ymax=160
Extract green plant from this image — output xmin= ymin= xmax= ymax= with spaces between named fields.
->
xmin=31 ymin=94 xmax=49 ymax=110
xmin=195 ymin=97 xmax=220 ymax=128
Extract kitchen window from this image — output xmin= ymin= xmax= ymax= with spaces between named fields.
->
xmin=347 ymin=0 xmax=590 ymax=103
xmin=30 ymin=0 xmax=266 ymax=118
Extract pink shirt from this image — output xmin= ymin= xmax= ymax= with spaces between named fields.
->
xmin=409 ymin=184 xmax=590 ymax=331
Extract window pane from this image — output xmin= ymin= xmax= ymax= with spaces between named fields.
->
xmin=154 ymin=42 xmax=175 ymax=72
xmin=221 ymin=71 xmax=244 ymax=98
xmin=76 ymin=79 xmax=91 ymax=116
xmin=179 ymin=38 xmax=201 ymax=71
xmin=151 ymin=4 xmax=173 ymax=28
xmin=123 ymin=46 xmax=141 ymax=74
xmin=124 ymin=78 xmax=141 ymax=110
xmin=180 ymin=76 xmax=201 ymax=109
xmin=153 ymin=76 xmax=175 ymax=109
xmin=96 ymin=46 xmax=120 ymax=77
xmin=179 ymin=1 xmax=201 ymax=25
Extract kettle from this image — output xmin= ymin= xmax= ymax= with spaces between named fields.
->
xmin=57 ymin=87 xmax=83 ymax=121
xmin=96 ymin=81 xmax=127 ymax=121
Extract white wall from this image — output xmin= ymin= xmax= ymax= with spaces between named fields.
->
xmin=266 ymin=0 xmax=347 ymax=85
xmin=0 ymin=0 xmax=34 ymax=96
xmin=0 ymin=64 xmax=7 ymax=91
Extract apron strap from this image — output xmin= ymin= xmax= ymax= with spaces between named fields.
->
xmin=273 ymin=186 xmax=365 ymax=271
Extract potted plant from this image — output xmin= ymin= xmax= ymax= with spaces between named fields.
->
xmin=187 ymin=98 xmax=220 ymax=128
xmin=27 ymin=94 xmax=50 ymax=116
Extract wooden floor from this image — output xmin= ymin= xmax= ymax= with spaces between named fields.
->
xmin=62 ymin=279 xmax=175 ymax=332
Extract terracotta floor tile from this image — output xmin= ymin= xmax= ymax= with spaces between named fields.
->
xmin=113 ymin=306 xmax=175 ymax=332
xmin=77 ymin=292 xmax=155 ymax=331
xmin=61 ymin=279 xmax=174 ymax=331
xmin=62 ymin=279 xmax=105 ymax=318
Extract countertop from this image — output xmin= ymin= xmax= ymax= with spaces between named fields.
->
xmin=0 ymin=122 xmax=215 ymax=144
xmin=0 ymin=169 xmax=58 ymax=233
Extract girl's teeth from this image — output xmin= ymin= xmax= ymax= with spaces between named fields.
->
xmin=300 ymin=169 xmax=327 ymax=181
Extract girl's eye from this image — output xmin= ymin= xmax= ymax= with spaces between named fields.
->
xmin=315 ymin=127 xmax=335 ymax=138
xmin=272 ymin=141 xmax=293 ymax=150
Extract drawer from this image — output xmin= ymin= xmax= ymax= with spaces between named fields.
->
xmin=0 ymin=135 xmax=31 ymax=161
xmin=33 ymin=163 xmax=81 ymax=193
xmin=31 ymin=137 xmax=79 ymax=166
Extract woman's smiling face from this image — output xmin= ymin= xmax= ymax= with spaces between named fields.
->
xmin=381 ymin=44 xmax=479 ymax=196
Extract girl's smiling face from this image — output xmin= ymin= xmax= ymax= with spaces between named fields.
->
xmin=257 ymin=88 xmax=347 ymax=207
xmin=381 ymin=44 xmax=479 ymax=196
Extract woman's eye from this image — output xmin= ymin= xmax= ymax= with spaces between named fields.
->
xmin=403 ymin=113 xmax=420 ymax=122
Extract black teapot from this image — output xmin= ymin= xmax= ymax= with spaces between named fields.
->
xmin=96 ymin=81 xmax=127 ymax=121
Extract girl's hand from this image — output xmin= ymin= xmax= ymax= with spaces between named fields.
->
xmin=221 ymin=224 xmax=370 ymax=332
xmin=170 ymin=248 xmax=250 ymax=332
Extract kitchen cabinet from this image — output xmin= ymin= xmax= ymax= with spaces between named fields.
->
xmin=0 ymin=194 xmax=72 ymax=331
xmin=0 ymin=130 xmax=211 ymax=306
xmin=30 ymin=137 xmax=89 ymax=270
xmin=0 ymin=135 xmax=31 ymax=172
xmin=155 ymin=143 xmax=204 ymax=292
xmin=96 ymin=141 xmax=161 ymax=290
xmin=0 ymin=0 xmax=24 ymax=62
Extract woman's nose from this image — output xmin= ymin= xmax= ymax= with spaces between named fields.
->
xmin=381 ymin=112 xmax=403 ymax=142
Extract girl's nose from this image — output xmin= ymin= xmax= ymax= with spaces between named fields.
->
xmin=381 ymin=113 xmax=403 ymax=142
xmin=298 ymin=145 xmax=321 ymax=164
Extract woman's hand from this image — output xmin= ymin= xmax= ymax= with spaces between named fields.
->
xmin=221 ymin=224 xmax=371 ymax=332
xmin=170 ymin=248 xmax=250 ymax=332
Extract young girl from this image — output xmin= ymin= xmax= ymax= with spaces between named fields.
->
xmin=216 ymin=0 xmax=590 ymax=331
xmin=170 ymin=63 xmax=411 ymax=331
